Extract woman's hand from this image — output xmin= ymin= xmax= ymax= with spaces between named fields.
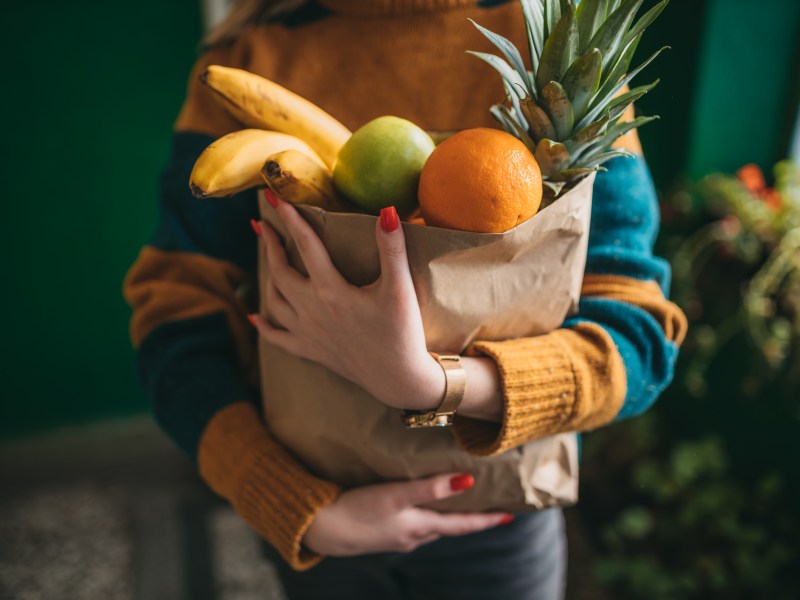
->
xmin=249 ymin=193 xmax=445 ymax=411
xmin=302 ymin=472 xmax=513 ymax=556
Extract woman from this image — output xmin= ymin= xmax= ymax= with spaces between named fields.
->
xmin=124 ymin=0 xmax=687 ymax=597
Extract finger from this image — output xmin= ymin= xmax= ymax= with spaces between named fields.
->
xmin=397 ymin=531 xmax=440 ymax=553
xmin=248 ymin=313 xmax=305 ymax=358
xmin=389 ymin=473 xmax=476 ymax=510
xmin=375 ymin=206 xmax=414 ymax=290
xmin=265 ymin=280 xmax=296 ymax=330
xmin=427 ymin=511 xmax=514 ymax=538
xmin=414 ymin=533 xmax=441 ymax=547
xmin=273 ymin=196 xmax=346 ymax=289
xmin=259 ymin=220 xmax=308 ymax=305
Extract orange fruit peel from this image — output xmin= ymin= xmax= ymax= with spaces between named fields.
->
xmin=418 ymin=128 xmax=543 ymax=233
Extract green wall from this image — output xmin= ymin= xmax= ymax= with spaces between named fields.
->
xmin=686 ymin=0 xmax=800 ymax=178
xmin=632 ymin=0 xmax=708 ymax=188
xmin=2 ymin=0 xmax=797 ymax=438
xmin=2 ymin=0 xmax=203 ymax=437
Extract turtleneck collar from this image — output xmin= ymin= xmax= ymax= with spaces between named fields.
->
xmin=317 ymin=0 xmax=495 ymax=16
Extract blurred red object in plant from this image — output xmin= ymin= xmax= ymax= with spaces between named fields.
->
xmin=737 ymin=163 xmax=767 ymax=193
xmin=760 ymin=188 xmax=783 ymax=211
xmin=719 ymin=215 xmax=741 ymax=237
xmin=735 ymin=163 xmax=783 ymax=211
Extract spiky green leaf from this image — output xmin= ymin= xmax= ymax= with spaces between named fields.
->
xmin=575 ymin=45 xmax=667 ymax=130
xmin=575 ymin=0 xmax=607 ymax=53
xmin=543 ymin=180 xmax=567 ymax=197
xmin=605 ymin=79 xmax=659 ymax=120
xmin=586 ymin=0 xmax=644 ymax=74
xmin=544 ymin=0 xmax=562 ymax=39
xmin=521 ymin=0 xmax=545 ymax=79
xmin=536 ymin=3 xmax=579 ymax=91
xmin=585 ymin=149 xmax=635 ymax=169
xmin=504 ymin=80 xmax=528 ymax=128
xmin=541 ymin=81 xmax=575 ymax=139
xmin=625 ymin=0 xmax=669 ymax=47
xmin=591 ymin=32 xmax=641 ymax=114
xmin=565 ymin=114 xmax=609 ymax=153
xmin=574 ymin=115 xmax=657 ymax=164
xmin=535 ymin=138 xmax=572 ymax=177
xmin=605 ymin=114 xmax=658 ymax=139
xmin=608 ymin=0 xmax=623 ymax=14
xmin=471 ymin=19 xmax=533 ymax=98
xmin=468 ymin=51 xmax=528 ymax=99
xmin=491 ymin=104 xmax=516 ymax=137
xmin=561 ymin=48 xmax=602 ymax=121
xmin=491 ymin=104 xmax=537 ymax=152
xmin=520 ymin=97 xmax=557 ymax=142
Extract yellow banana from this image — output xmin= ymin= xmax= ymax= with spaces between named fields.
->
xmin=200 ymin=65 xmax=351 ymax=170
xmin=190 ymin=129 xmax=325 ymax=198
xmin=261 ymin=149 xmax=353 ymax=213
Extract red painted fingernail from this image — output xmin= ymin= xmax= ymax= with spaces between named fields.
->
xmin=250 ymin=219 xmax=262 ymax=236
xmin=449 ymin=474 xmax=475 ymax=492
xmin=265 ymin=189 xmax=279 ymax=208
xmin=500 ymin=515 xmax=515 ymax=525
xmin=246 ymin=314 xmax=258 ymax=328
xmin=380 ymin=206 xmax=400 ymax=233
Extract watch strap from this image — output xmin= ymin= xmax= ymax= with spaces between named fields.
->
xmin=402 ymin=353 xmax=466 ymax=428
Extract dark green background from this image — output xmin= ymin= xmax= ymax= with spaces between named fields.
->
xmin=2 ymin=0 xmax=798 ymax=438
xmin=2 ymin=0 xmax=204 ymax=437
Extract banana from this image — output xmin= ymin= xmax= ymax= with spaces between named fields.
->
xmin=200 ymin=65 xmax=351 ymax=170
xmin=190 ymin=129 xmax=326 ymax=198
xmin=261 ymin=149 xmax=353 ymax=213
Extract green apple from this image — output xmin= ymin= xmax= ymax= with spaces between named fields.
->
xmin=333 ymin=116 xmax=436 ymax=216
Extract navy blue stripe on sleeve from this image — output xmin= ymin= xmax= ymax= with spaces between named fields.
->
xmin=151 ymin=132 xmax=260 ymax=272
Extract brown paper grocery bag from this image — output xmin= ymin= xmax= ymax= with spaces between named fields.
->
xmin=257 ymin=173 xmax=594 ymax=512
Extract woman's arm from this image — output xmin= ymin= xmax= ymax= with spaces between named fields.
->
xmin=453 ymin=152 xmax=688 ymax=455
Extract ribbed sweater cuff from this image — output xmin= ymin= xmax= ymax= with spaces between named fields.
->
xmin=198 ymin=402 xmax=341 ymax=570
xmin=456 ymin=334 xmax=576 ymax=456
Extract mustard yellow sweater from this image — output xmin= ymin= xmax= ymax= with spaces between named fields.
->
xmin=124 ymin=0 xmax=686 ymax=570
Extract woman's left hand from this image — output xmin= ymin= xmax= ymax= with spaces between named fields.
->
xmin=248 ymin=193 xmax=445 ymax=412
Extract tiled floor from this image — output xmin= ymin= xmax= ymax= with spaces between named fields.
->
xmin=0 ymin=418 xmax=606 ymax=600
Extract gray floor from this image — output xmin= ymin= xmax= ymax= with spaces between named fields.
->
xmin=0 ymin=418 xmax=606 ymax=600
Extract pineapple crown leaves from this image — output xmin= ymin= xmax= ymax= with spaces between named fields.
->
xmin=468 ymin=0 xmax=669 ymax=184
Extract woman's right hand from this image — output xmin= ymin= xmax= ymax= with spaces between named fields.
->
xmin=302 ymin=473 xmax=513 ymax=556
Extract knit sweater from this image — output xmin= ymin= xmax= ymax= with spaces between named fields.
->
xmin=124 ymin=0 xmax=687 ymax=570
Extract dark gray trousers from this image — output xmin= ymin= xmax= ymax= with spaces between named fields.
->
xmin=264 ymin=508 xmax=567 ymax=600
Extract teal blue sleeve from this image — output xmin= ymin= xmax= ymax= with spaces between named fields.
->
xmin=564 ymin=156 xmax=682 ymax=419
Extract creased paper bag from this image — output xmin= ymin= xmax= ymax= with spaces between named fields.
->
xmin=257 ymin=173 xmax=594 ymax=512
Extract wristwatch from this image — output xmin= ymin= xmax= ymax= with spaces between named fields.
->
xmin=402 ymin=353 xmax=466 ymax=428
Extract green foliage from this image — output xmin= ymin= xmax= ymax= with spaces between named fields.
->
xmin=579 ymin=160 xmax=800 ymax=598
xmin=667 ymin=161 xmax=800 ymax=396
xmin=583 ymin=416 xmax=799 ymax=599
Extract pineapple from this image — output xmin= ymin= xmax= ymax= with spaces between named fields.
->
xmin=470 ymin=0 xmax=668 ymax=194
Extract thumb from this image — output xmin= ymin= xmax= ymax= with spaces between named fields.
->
xmin=375 ymin=206 xmax=413 ymax=288
xmin=391 ymin=473 xmax=476 ymax=509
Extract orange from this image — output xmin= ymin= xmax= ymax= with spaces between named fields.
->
xmin=418 ymin=128 xmax=543 ymax=233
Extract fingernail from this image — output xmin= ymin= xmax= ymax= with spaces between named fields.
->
xmin=449 ymin=474 xmax=475 ymax=492
xmin=265 ymin=189 xmax=279 ymax=209
xmin=500 ymin=515 xmax=515 ymax=525
xmin=380 ymin=206 xmax=400 ymax=233
xmin=250 ymin=219 xmax=262 ymax=236
xmin=246 ymin=314 xmax=258 ymax=328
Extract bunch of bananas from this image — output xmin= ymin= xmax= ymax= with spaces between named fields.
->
xmin=189 ymin=65 xmax=353 ymax=212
